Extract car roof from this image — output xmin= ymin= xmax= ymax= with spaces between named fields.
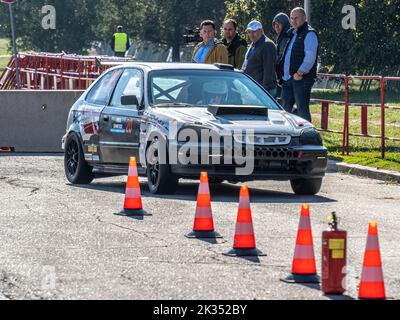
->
xmin=110 ymin=62 xmax=238 ymax=72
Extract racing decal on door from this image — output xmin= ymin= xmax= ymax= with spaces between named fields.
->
xmin=126 ymin=118 xmax=134 ymax=134
xmin=109 ymin=117 xmax=135 ymax=135
xmin=77 ymin=105 xmax=103 ymax=141
xmin=110 ymin=123 xmax=125 ymax=134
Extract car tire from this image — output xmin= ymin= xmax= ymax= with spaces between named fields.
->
xmin=146 ymin=138 xmax=179 ymax=195
xmin=290 ymin=178 xmax=323 ymax=195
xmin=64 ymin=133 xmax=94 ymax=185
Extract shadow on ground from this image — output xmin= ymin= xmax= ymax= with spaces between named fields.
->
xmin=69 ymin=180 xmax=337 ymax=204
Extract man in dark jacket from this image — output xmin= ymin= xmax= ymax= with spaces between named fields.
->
xmin=242 ymin=20 xmax=277 ymax=95
xmin=273 ymin=13 xmax=291 ymax=99
xmin=281 ymin=8 xmax=319 ymax=122
xmin=222 ymin=19 xmax=248 ymax=69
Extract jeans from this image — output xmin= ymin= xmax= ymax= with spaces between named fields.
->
xmin=275 ymin=85 xmax=282 ymax=100
xmin=282 ymin=78 xmax=315 ymax=122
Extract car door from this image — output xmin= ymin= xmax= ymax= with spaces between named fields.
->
xmin=79 ymin=68 xmax=123 ymax=162
xmin=99 ymin=68 xmax=144 ymax=164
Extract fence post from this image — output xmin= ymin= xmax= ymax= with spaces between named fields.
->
xmin=321 ymin=102 xmax=330 ymax=130
xmin=342 ymin=76 xmax=350 ymax=155
xmin=380 ymin=77 xmax=386 ymax=159
xmin=361 ymin=106 xmax=368 ymax=136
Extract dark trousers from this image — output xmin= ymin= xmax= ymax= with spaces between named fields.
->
xmin=282 ymin=78 xmax=315 ymax=122
xmin=275 ymin=85 xmax=282 ymax=100
xmin=114 ymin=52 xmax=126 ymax=57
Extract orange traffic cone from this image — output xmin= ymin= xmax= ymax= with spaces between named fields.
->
xmin=281 ymin=204 xmax=320 ymax=283
xmin=223 ymin=185 xmax=266 ymax=257
xmin=186 ymin=172 xmax=222 ymax=239
xmin=115 ymin=157 xmax=151 ymax=217
xmin=358 ymin=221 xmax=386 ymax=300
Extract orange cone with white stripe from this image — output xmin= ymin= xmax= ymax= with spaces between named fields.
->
xmin=281 ymin=204 xmax=320 ymax=283
xmin=186 ymin=172 xmax=222 ymax=239
xmin=115 ymin=157 xmax=151 ymax=217
xmin=358 ymin=221 xmax=386 ymax=300
xmin=223 ymin=185 xmax=266 ymax=257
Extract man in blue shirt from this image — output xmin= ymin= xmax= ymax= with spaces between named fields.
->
xmin=192 ymin=20 xmax=228 ymax=64
xmin=281 ymin=8 xmax=319 ymax=122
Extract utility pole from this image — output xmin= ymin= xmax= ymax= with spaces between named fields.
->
xmin=1 ymin=0 xmax=20 ymax=89
xmin=305 ymin=0 xmax=311 ymax=23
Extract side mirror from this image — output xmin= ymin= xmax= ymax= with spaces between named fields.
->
xmin=121 ymin=95 xmax=139 ymax=106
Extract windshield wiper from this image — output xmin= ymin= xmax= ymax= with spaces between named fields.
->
xmin=153 ymin=103 xmax=196 ymax=108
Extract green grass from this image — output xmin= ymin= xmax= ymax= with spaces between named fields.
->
xmin=0 ymin=38 xmax=10 ymax=55
xmin=311 ymin=87 xmax=400 ymax=172
xmin=0 ymin=56 xmax=10 ymax=70
xmin=0 ymin=38 xmax=11 ymax=72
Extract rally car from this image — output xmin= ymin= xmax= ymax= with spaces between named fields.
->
xmin=62 ymin=62 xmax=328 ymax=195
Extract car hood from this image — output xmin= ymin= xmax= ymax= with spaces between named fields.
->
xmin=151 ymin=106 xmax=310 ymax=135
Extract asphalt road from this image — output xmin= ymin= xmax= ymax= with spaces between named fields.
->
xmin=0 ymin=154 xmax=399 ymax=300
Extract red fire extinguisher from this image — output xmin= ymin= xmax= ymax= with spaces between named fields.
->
xmin=322 ymin=212 xmax=347 ymax=295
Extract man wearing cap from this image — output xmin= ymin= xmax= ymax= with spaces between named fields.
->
xmin=110 ymin=26 xmax=130 ymax=57
xmin=273 ymin=13 xmax=292 ymax=100
xmin=242 ymin=20 xmax=277 ymax=96
xmin=281 ymin=8 xmax=319 ymax=122
xmin=192 ymin=20 xmax=229 ymax=65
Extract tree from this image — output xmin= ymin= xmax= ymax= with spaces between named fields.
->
xmin=1 ymin=0 xmax=99 ymax=54
xmin=0 ymin=7 xmax=7 ymax=37
xmin=225 ymin=0 xmax=302 ymax=40
xmin=225 ymin=0 xmax=400 ymax=75
xmin=312 ymin=0 xmax=400 ymax=75
xmin=94 ymin=0 xmax=226 ymax=61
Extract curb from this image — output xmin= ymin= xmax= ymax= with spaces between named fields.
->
xmin=329 ymin=160 xmax=400 ymax=183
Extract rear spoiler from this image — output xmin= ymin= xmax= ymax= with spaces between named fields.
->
xmin=207 ymin=105 xmax=269 ymax=117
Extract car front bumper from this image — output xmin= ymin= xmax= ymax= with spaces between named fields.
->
xmin=170 ymin=144 xmax=328 ymax=181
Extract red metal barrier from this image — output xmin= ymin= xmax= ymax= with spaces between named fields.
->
xmin=0 ymin=52 xmax=135 ymax=90
xmin=311 ymin=74 xmax=400 ymax=158
xmin=2 ymin=56 xmax=400 ymax=158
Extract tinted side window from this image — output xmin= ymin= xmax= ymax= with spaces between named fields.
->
xmin=86 ymin=69 xmax=122 ymax=105
xmin=110 ymin=69 xmax=143 ymax=107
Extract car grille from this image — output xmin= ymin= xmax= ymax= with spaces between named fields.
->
xmin=252 ymin=147 xmax=301 ymax=160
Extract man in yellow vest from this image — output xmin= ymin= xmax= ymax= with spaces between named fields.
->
xmin=111 ymin=26 xmax=130 ymax=57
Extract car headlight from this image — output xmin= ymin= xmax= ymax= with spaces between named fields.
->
xmin=299 ymin=128 xmax=323 ymax=146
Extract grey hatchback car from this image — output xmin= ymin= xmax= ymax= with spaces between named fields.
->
xmin=62 ymin=62 xmax=328 ymax=195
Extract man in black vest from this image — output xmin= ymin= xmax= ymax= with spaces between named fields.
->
xmin=281 ymin=8 xmax=319 ymax=122
xmin=222 ymin=19 xmax=248 ymax=69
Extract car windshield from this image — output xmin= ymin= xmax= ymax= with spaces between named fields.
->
xmin=148 ymin=70 xmax=281 ymax=110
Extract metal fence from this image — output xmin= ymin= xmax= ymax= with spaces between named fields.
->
xmin=311 ymin=74 xmax=400 ymax=158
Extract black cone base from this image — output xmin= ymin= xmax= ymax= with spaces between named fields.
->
xmin=280 ymin=273 xmax=320 ymax=284
xmin=223 ymin=248 xmax=266 ymax=257
xmin=114 ymin=208 xmax=152 ymax=217
xmin=185 ymin=231 xmax=223 ymax=239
